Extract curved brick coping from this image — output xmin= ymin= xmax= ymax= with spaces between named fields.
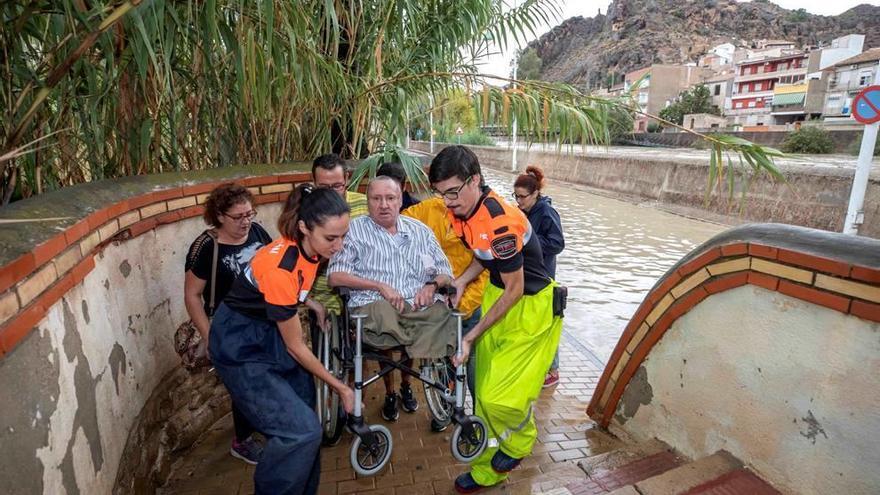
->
xmin=587 ymin=223 xmax=880 ymax=427
xmin=0 ymin=164 xmax=312 ymax=358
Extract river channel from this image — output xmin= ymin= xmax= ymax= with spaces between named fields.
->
xmin=481 ymin=168 xmax=725 ymax=364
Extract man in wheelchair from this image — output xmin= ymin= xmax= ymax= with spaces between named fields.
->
xmin=328 ymin=175 xmax=456 ymax=422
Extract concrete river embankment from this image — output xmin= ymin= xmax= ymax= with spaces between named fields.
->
xmin=411 ymin=141 xmax=880 ymax=239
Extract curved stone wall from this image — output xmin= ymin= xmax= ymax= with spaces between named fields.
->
xmin=0 ymin=165 xmax=309 ymax=494
xmin=587 ymin=224 xmax=880 ymax=495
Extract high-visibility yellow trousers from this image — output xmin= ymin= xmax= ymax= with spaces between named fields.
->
xmin=470 ymin=281 xmax=562 ymax=487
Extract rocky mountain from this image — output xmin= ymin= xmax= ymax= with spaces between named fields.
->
xmin=528 ymin=0 xmax=880 ymax=88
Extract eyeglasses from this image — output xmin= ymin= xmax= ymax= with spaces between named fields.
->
xmin=432 ymin=176 xmax=472 ymax=200
xmin=318 ymin=182 xmax=347 ymax=192
xmin=224 ymin=210 xmax=258 ymax=222
xmin=512 ymin=192 xmax=534 ymax=200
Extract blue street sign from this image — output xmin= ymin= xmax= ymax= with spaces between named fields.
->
xmin=852 ymin=85 xmax=880 ymax=125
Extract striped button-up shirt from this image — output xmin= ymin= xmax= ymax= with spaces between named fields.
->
xmin=328 ymin=215 xmax=453 ymax=308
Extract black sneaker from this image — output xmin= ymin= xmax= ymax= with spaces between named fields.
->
xmin=400 ymin=383 xmax=419 ymax=413
xmin=430 ymin=417 xmax=451 ymax=432
xmin=382 ymin=393 xmax=400 ymax=422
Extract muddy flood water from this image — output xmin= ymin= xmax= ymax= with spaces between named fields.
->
xmin=482 ymin=168 xmax=725 ymax=364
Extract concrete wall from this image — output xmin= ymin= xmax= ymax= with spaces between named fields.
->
xmin=615 ymin=285 xmax=880 ymax=495
xmin=586 ymin=224 xmax=880 ymax=495
xmin=626 ymin=129 xmax=863 ymax=153
xmin=0 ymin=219 xmax=193 ymax=494
xmin=0 ymin=165 xmax=305 ymax=494
xmin=410 ymin=142 xmax=880 ymax=239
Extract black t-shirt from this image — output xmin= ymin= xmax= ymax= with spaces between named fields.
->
xmin=184 ymin=223 xmax=272 ymax=315
xmin=482 ymin=231 xmax=550 ymax=295
xmin=450 ymin=189 xmax=551 ymax=295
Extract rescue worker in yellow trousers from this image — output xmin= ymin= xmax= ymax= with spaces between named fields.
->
xmin=428 ymin=145 xmax=565 ymax=493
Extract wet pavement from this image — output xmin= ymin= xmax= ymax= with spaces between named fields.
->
xmin=160 ymin=338 xmax=602 ymax=495
xmin=160 ymin=165 xmax=729 ymax=493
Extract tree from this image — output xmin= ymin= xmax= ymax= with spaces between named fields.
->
xmin=446 ymin=92 xmax=479 ymax=132
xmin=659 ymin=85 xmax=719 ymax=126
xmin=1 ymin=0 xmax=783 ymax=204
xmin=787 ymin=8 xmax=809 ymax=22
xmin=782 ymin=127 xmax=834 ymax=154
xmin=515 ymin=48 xmax=543 ymax=81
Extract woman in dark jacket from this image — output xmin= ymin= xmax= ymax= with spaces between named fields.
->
xmin=513 ymin=165 xmax=565 ymax=387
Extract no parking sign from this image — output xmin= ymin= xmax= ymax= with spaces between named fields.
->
xmin=844 ymin=80 xmax=880 ymax=235
xmin=852 ymin=85 xmax=880 ymax=124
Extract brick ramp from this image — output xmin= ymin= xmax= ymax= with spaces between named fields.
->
xmin=683 ymin=469 xmax=782 ymax=495
xmin=561 ymin=447 xmax=781 ymax=495
xmin=159 ymin=338 xmax=604 ymax=494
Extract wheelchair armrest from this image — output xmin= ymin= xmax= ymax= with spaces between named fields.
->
xmin=334 ymin=286 xmax=351 ymax=301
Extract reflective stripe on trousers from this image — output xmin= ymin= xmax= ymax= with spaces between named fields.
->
xmin=469 ymin=282 xmax=562 ymax=487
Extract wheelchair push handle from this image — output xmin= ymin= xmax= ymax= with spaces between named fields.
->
xmin=437 ymin=285 xmax=459 ymax=311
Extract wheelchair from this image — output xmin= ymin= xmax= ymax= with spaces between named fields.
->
xmin=310 ymin=288 xmax=488 ymax=476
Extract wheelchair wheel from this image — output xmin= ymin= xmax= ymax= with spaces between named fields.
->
xmin=318 ymin=321 xmax=345 ymax=446
xmin=450 ymin=415 xmax=488 ymax=463
xmin=420 ymin=358 xmax=454 ymax=424
xmin=350 ymin=424 xmax=393 ymax=476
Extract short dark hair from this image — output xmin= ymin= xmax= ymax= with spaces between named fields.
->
xmin=277 ymin=184 xmax=350 ymax=241
xmin=428 ymin=145 xmax=482 ymax=184
xmin=312 ymin=153 xmax=346 ymax=177
xmin=376 ymin=161 xmax=406 ymax=186
xmin=203 ymin=183 xmax=254 ymax=228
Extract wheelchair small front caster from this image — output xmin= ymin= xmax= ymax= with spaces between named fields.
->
xmin=450 ymin=415 xmax=488 ymax=463
xmin=350 ymin=424 xmax=393 ymax=476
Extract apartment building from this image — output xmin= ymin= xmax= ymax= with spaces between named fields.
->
xmin=625 ymin=64 xmax=713 ymax=132
xmin=806 ymin=34 xmax=865 ymax=77
xmin=728 ymin=52 xmax=809 ymax=127
xmin=822 ymin=48 xmax=880 ymax=121
xmin=704 ymin=72 xmax=735 ymax=113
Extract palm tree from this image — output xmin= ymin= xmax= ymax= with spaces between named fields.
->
xmin=0 ymin=0 xmax=781 ymax=205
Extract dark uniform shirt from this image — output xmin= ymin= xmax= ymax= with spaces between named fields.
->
xmin=223 ymin=237 xmax=320 ymax=321
xmin=449 ymin=188 xmax=551 ymax=295
xmin=185 ymin=223 xmax=272 ymax=315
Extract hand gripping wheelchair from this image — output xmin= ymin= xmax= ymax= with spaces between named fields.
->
xmin=310 ymin=287 xmax=488 ymax=476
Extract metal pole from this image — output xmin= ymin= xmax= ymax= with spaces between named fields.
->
xmin=353 ymin=315 xmax=364 ymax=418
xmin=405 ymin=103 xmax=411 ymax=150
xmin=510 ymin=63 xmax=518 ymax=171
xmin=843 ymin=62 xmax=880 ymax=235
xmin=843 ymin=123 xmax=877 ymax=235
xmin=510 ymin=0 xmax=519 ymax=172
xmin=429 ymin=94 xmax=434 ymax=154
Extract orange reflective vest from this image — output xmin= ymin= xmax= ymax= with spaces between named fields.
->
xmin=224 ymin=237 xmax=320 ymax=321
xmin=449 ymin=189 xmax=550 ymax=295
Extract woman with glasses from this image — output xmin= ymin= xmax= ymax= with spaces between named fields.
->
xmin=513 ymin=166 xmax=565 ymax=388
xmin=184 ymin=183 xmax=271 ymax=464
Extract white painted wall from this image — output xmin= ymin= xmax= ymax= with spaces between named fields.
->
xmin=3 ymin=203 xmax=284 ymax=495
xmin=819 ymin=34 xmax=865 ymax=71
xmin=615 ymin=285 xmax=880 ymax=495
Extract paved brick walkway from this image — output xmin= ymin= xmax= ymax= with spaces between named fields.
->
xmin=161 ymin=336 xmax=603 ymax=495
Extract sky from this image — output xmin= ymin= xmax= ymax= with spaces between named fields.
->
xmin=476 ymin=0 xmax=879 ymax=78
